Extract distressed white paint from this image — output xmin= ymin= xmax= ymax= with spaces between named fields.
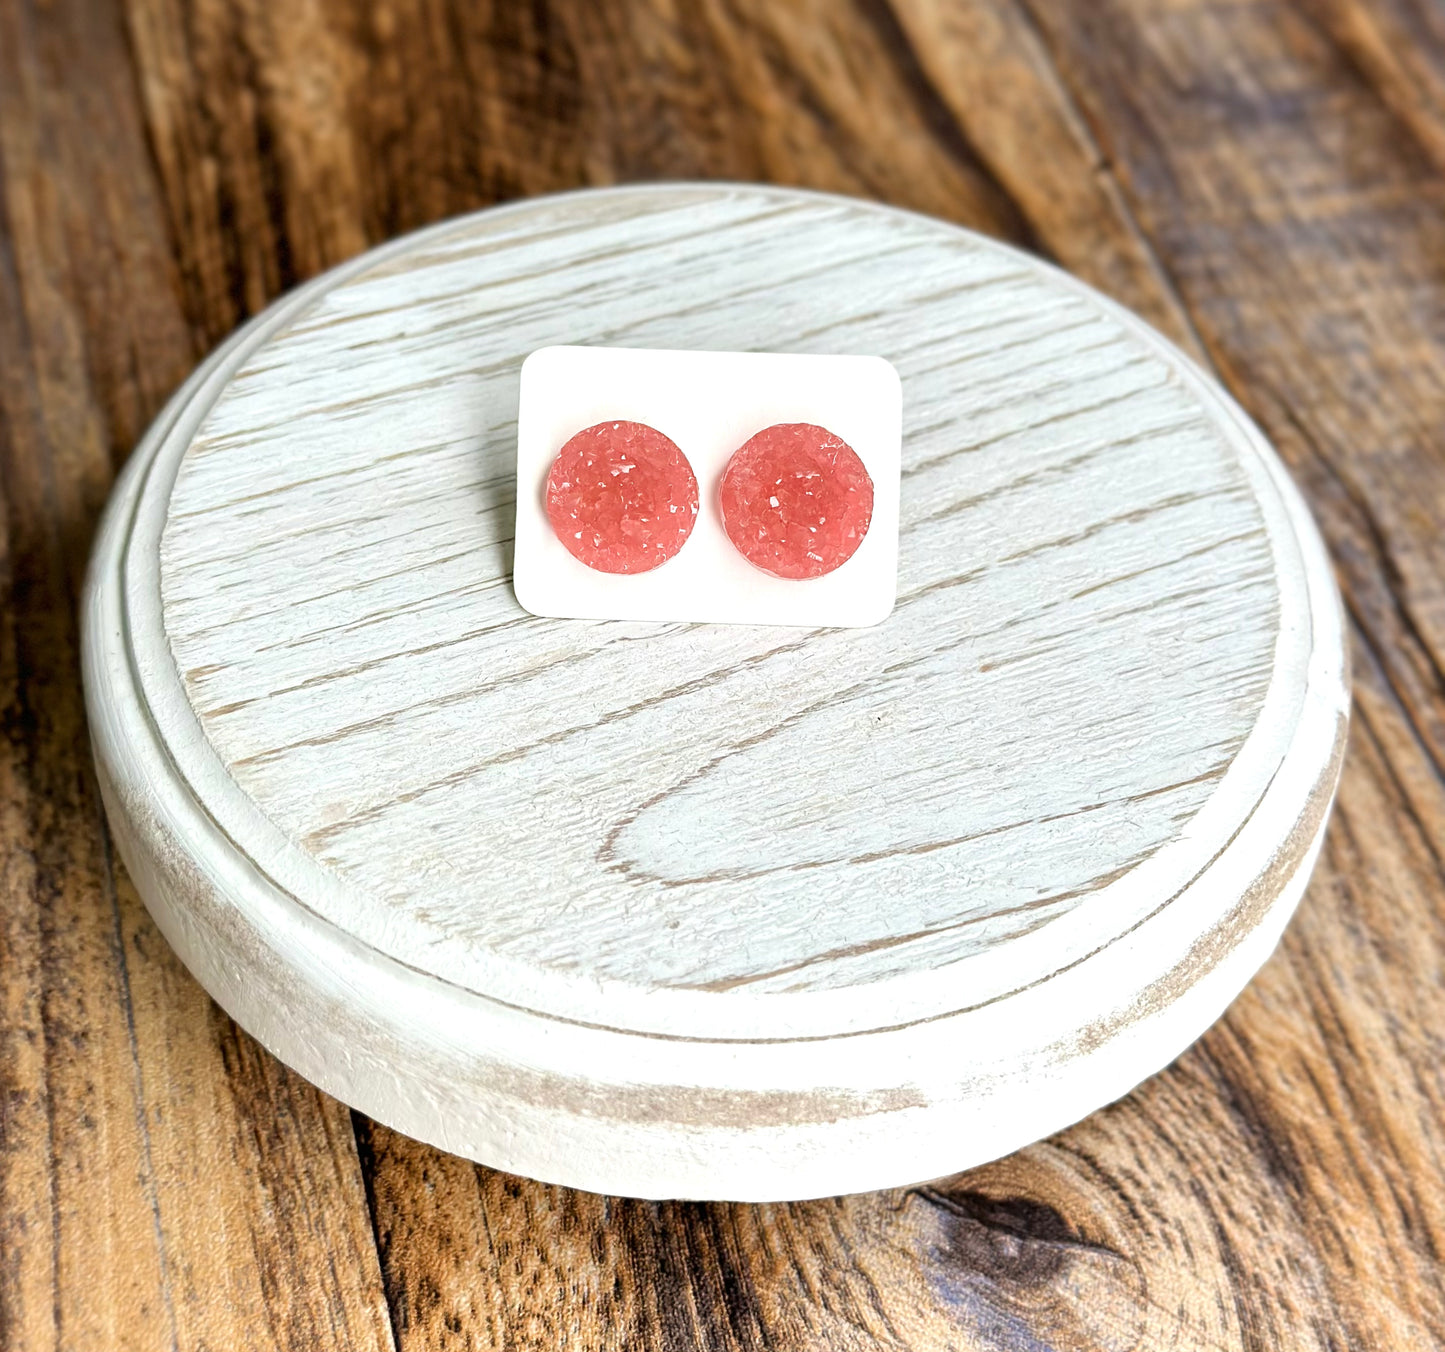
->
xmin=513 ymin=345 xmax=901 ymax=626
xmin=82 ymin=185 xmax=1348 ymax=1200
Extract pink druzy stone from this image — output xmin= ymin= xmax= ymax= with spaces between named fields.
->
xmin=719 ymin=423 xmax=874 ymax=580
xmin=545 ymin=421 xmax=699 ymax=574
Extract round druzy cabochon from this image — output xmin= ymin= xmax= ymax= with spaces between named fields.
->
xmin=545 ymin=420 xmax=699 ymax=574
xmin=83 ymin=184 xmax=1347 ymax=1201
xmin=719 ymin=422 xmax=874 ymax=579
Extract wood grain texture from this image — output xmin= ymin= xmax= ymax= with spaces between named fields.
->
xmin=4 ymin=0 xmax=1444 ymax=1343
xmin=0 ymin=0 xmax=395 ymax=1348
xmin=152 ymin=189 xmax=1312 ymax=1016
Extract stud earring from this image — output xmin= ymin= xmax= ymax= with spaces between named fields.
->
xmin=719 ymin=423 xmax=874 ymax=579
xmin=545 ymin=420 xmax=699 ymax=574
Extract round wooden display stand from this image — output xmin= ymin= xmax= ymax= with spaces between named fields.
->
xmin=83 ymin=184 xmax=1348 ymax=1202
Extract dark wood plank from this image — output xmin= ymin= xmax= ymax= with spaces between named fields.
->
xmin=888 ymin=0 xmax=1207 ymax=357
xmin=359 ymin=1118 xmax=1182 ymax=1351
xmin=1014 ymin=0 xmax=1445 ymax=1345
xmin=0 ymin=1 xmax=395 ymax=1348
xmin=1022 ymin=0 xmax=1445 ymax=754
xmin=121 ymin=0 xmax=1035 ymax=344
xmin=6 ymin=0 xmax=1445 ymax=1346
xmin=1 ymin=0 xmax=192 ymax=1342
xmin=1296 ymin=0 xmax=1445 ymax=181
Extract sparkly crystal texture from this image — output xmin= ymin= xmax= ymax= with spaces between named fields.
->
xmin=545 ymin=421 xmax=699 ymax=574
xmin=719 ymin=423 xmax=874 ymax=579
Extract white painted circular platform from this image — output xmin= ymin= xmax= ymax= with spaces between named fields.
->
xmin=82 ymin=184 xmax=1348 ymax=1201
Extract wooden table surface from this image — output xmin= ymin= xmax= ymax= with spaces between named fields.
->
xmin=3 ymin=0 xmax=1443 ymax=1347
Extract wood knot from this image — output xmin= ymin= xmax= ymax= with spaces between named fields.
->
xmin=915 ymin=1187 xmax=1086 ymax=1287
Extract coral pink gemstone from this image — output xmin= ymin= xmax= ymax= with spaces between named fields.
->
xmin=545 ymin=421 xmax=699 ymax=574
xmin=719 ymin=423 xmax=874 ymax=580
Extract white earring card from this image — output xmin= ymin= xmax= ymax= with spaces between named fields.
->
xmin=512 ymin=345 xmax=901 ymax=627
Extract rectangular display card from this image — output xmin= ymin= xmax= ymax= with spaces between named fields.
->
xmin=513 ymin=346 xmax=900 ymax=627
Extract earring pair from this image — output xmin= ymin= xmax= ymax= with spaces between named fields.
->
xmin=545 ymin=420 xmax=874 ymax=581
